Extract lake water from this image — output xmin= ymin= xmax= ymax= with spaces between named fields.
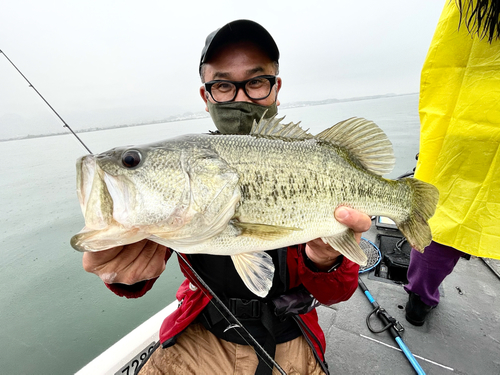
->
xmin=0 ymin=93 xmax=420 ymax=374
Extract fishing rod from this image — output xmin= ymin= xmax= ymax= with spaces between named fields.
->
xmin=133 ymin=252 xmax=287 ymax=375
xmin=0 ymin=49 xmax=92 ymax=154
xmin=358 ymin=278 xmax=426 ymax=375
xmin=480 ymin=257 xmax=500 ymax=281
xmin=175 ymin=252 xmax=287 ymax=375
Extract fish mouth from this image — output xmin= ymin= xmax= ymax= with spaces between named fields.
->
xmin=76 ymin=155 xmax=115 ymax=230
xmin=72 ymin=155 xmax=150 ymax=252
xmin=103 ymin=172 xmax=134 ymax=225
xmin=76 ymin=155 xmax=96 ymax=217
xmin=76 ymin=154 xmax=135 ymax=230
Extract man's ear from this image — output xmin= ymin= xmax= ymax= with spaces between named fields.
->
xmin=200 ymin=86 xmax=209 ymax=112
xmin=276 ymin=77 xmax=282 ymax=107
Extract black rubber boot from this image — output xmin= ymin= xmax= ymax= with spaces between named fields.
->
xmin=405 ymin=292 xmax=436 ymax=326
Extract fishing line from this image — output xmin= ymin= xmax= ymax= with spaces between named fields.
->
xmin=175 ymin=251 xmax=287 ymax=375
xmin=0 ymin=49 xmax=93 ymax=154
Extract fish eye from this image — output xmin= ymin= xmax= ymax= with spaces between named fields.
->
xmin=121 ymin=150 xmax=142 ymax=168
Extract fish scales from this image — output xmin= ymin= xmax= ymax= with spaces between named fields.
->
xmin=71 ymin=116 xmax=439 ymax=297
xmin=171 ymin=134 xmax=409 ymax=253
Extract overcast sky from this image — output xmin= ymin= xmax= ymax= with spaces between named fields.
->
xmin=0 ymin=0 xmax=445 ymax=139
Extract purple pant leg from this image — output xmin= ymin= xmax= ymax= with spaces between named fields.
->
xmin=404 ymin=241 xmax=465 ymax=306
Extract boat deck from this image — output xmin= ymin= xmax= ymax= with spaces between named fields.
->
xmin=76 ymin=221 xmax=500 ymax=375
xmin=318 ymin=224 xmax=500 ymax=375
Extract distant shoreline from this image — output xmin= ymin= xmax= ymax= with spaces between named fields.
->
xmin=1 ymin=92 xmax=417 ymax=142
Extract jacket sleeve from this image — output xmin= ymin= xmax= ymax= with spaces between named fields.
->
xmin=105 ymin=248 xmax=173 ymax=299
xmin=287 ymin=244 xmax=359 ymax=305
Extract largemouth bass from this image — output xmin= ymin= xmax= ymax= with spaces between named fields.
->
xmin=71 ymin=117 xmax=439 ymax=297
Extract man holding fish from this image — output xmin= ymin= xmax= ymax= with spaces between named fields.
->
xmin=80 ymin=20 xmax=378 ymax=374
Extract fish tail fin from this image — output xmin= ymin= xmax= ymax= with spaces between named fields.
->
xmin=395 ymin=178 xmax=439 ymax=252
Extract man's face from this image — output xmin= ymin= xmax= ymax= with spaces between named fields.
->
xmin=200 ymin=41 xmax=282 ymax=112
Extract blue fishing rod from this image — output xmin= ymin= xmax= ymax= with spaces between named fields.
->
xmin=358 ymin=278 xmax=426 ymax=375
xmin=0 ymin=49 xmax=93 ymax=154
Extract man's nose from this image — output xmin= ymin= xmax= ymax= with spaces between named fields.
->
xmin=234 ymin=87 xmax=252 ymax=102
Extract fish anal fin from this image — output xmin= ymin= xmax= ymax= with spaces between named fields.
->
xmin=231 ymin=252 xmax=275 ymax=297
xmin=233 ymin=221 xmax=301 ymax=240
xmin=322 ymin=230 xmax=368 ymax=266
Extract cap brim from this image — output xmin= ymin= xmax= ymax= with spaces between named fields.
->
xmin=200 ymin=20 xmax=279 ymax=72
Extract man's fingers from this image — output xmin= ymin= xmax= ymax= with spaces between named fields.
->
xmin=82 ymin=246 xmax=124 ymax=273
xmin=82 ymin=239 xmax=167 ymax=285
xmin=142 ymin=245 xmax=168 ymax=279
xmin=139 ymin=240 xmax=166 ymax=261
xmin=335 ymin=207 xmax=371 ymax=233
xmin=109 ymin=240 xmax=167 ymax=284
xmin=353 ymin=232 xmax=362 ymax=244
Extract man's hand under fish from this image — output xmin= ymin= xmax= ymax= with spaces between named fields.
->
xmin=82 ymin=206 xmax=371 ymax=285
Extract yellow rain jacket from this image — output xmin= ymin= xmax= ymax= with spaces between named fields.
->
xmin=416 ymin=2 xmax=500 ymax=259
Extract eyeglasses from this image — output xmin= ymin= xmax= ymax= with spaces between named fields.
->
xmin=204 ymin=75 xmax=277 ymax=103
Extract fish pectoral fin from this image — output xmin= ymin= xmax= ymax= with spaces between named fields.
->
xmin=233 ymin=221 xmax=301 ymax=240
xmin=70 ymin=225 xmax=148 ymax=252
xmin=231 ymin=253 xmax=275 ymax=298
xmin=322 ymin=230 xmax=368 ymax=266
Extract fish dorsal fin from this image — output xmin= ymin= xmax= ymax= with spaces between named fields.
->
xmin=316 ymin=117 xmax=395 ymax=176
xmin=251 ymin=112 xmax=312 ymax=139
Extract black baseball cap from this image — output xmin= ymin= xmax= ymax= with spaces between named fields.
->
xmin=199 ymin=19 xmax=280 ymax=74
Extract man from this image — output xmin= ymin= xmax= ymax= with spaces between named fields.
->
xmin=83 ymin=20 xmax=371 ymax=374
